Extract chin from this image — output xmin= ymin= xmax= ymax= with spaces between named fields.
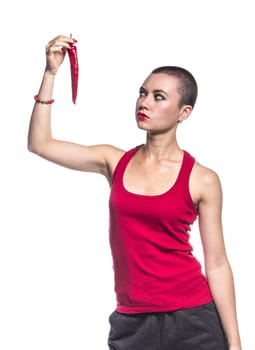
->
xmin=136 ymin=123 xmax=148 ymax=131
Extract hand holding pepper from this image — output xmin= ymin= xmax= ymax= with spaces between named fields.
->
xmin=45 ymin=34 xmax=79 ymax=104
xmin=45 ymin=35 xmax=75 ymax=76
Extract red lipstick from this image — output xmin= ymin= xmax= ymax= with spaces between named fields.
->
xmin=137 ymin=112 xmax=149 ymax=120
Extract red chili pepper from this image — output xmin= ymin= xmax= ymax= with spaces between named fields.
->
xmin=67 ymin=43 xmax=79 ymax=104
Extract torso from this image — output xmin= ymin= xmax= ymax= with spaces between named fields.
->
xmin=109 ymin=145 xmax=213 ymax=313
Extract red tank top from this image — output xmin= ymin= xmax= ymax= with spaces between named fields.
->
xmin=109 ymin=146 xmax=212 ymax=314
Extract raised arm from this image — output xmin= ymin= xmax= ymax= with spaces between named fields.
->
xmin=27 ymin=35 xmax=123 ymax=179
xmin=193 ymin=164 xmax=242 ymax=350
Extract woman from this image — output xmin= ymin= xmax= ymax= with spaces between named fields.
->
xmin=28 ymin=34 xmax=242 ymax=350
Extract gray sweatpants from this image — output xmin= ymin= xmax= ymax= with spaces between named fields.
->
xmin=108 ymin=302 xmax=228 ymax=350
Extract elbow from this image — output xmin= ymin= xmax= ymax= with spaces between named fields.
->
xmin=205 ymin=259 xmax=231 ymax=277
xmin=27 ymin=130 xmax=52 ymax=155
xmin=27 ymin=141 xmax=36 ymax=154
xmin=27 ymin=130 xmax=39 ymax=154
xmin=27 ymin=138 xmax=46 ymax=157
xmin=27 ymin=139 xmax=39 ymax=155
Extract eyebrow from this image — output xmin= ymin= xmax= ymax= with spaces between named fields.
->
xmin=139 ymin=86 xmax=168 ymax=96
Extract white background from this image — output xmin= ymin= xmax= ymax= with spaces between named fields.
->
xmin=0 ymin=0 xmax=254 ymax=349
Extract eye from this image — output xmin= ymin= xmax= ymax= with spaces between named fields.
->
xmin=154 ymin=93 xmax=165 ymax=101
xmin=139 ymin=89 xmax=146 ymax=98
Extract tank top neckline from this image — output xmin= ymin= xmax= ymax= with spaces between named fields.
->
xmin=120 ymin=145 xmax=189 ymax=199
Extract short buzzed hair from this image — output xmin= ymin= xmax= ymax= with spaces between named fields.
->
xmin=151 ymin=66 xmax=198 ymax=108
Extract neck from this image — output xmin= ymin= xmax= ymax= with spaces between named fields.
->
xmin=144 ymin=132 xmax=182 ymax=160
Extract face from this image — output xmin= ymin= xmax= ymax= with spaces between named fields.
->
xmin=135 ymin=73 xmax=191 ymax=133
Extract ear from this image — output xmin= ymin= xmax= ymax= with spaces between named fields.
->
xmin=178 ymin=105 xmax=193 ymax=122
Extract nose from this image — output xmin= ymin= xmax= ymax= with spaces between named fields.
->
xmin=137 ymin=95 xmax=150 ymax=111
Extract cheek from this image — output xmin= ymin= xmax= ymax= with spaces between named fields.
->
xmin=155 ymin=107 xmax=180 ymax=125
xmin=162 ymin=104 xmax=180 ymax=117
xmin=159 ymin=105 xmax=173 ymax=118
xmin=135 ymin=99 xmax=140 ymax=111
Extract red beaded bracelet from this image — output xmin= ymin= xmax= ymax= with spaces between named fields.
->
xmin=34 ymin=95 xmax=55 ymax=105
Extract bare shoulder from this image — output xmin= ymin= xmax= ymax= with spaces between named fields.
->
xmin=96 ymin=143 xmax=125 ymax=160
xmin=94 ymin=144 xmax=125 ymax=178
xmin=103 ymin=144 xmax=125 ymax=169
xmin=190 ymin=160 xmax=223 ymax=205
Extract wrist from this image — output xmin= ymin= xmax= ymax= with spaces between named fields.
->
xmin=44 ymin=68 xmax=57 ymax=78
xmin=34 ymin=95 xmax=54 ymax=105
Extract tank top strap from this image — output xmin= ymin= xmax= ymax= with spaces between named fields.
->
xmin=112 ymin=145 xmax=142 ymax=184
xmin=174 ymin=150 xmax=196 ymax=198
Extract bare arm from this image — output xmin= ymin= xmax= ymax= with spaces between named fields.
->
xmin=28 ymin=35 xmax=123 ymax=179
xmin=192 ymin=165 xmax=242 ymax=350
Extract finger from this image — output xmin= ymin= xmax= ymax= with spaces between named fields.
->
xmin=47 ymin=35 xmax=75 ymax=48
xmin=45 ymin=34 xmax=77 ymax=57
xmin=46 ymin=41 xmax=70 ymax=55
xmin=57 ymin=34 xmax=77 ymax=44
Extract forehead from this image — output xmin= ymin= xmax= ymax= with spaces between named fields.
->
xmin=142 ymin=73 xmax=180 ymax=93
